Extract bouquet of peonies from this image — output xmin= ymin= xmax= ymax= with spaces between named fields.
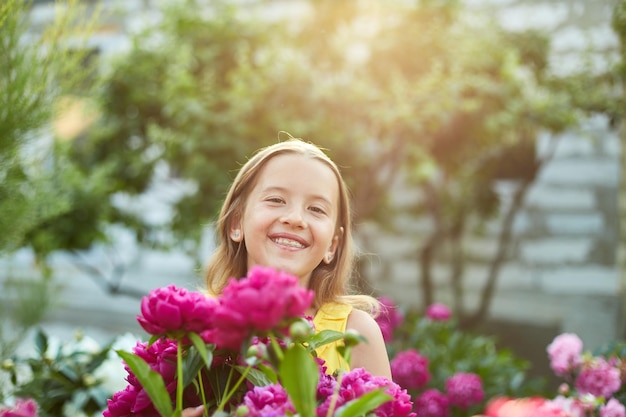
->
xmin=100 ymin=266 xmax=415 ymax=417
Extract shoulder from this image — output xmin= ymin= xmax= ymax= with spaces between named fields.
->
xmin=346 ymin=309 xmax=382 ymax=342
xmin=346 ymin=308 xmax=392 ymax=379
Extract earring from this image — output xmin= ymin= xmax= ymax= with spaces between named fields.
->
xmin=232 ymin=230 xmax=241 ymax=240
xmin=326 ymin=254 xmax=333 ymax=263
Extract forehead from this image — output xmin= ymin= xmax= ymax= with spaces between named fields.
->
xmin=254 ymin=153 xmax=340 ymax=200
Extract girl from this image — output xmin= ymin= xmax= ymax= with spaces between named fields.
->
xmin=184 ymin=137 xmax=390 ymax=417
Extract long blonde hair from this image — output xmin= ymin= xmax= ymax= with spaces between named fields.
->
xmin=204 ymin=137 xmax=379 ymax=313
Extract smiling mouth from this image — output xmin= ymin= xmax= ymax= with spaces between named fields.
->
xmin=272 ymin=237 xmax=306 ymax=249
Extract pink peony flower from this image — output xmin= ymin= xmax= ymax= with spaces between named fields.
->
xmin=126 ymin=339 xmax=178 ymax=390
xmin=0 ymin=399 xmax=39 ymax=417
xmin=425 ymin=303 xmax=452 ymax=321
xmin=547 ymin=333 xmax=583 ymax=377
xmin=391 ymin=349 xmax=431 ymax=390
xmin=376 ymin=297 xmax=404 ymax=342
xmin=243 ymin=384 xmax=295 ymax=417
xmin=375 ymin=381 xmax=417 ymax=417
xmin=445 ymin=372 xmax=485 ymax=409
xmin=212 ymin=266 xmax=314 ymax=349
xmin=317 ymin=368 xmax=415 ymax=417
xmin=103 ymin=385 xmax=144 ymax=417
xmin=116 ymin=339 xmax=179 ymax=414
xmin=413 ymin=389 xmax=449 ymax=417
xmin=600 ymin=398 xmax=626 ymax=417
xmin=575 ymin=357 xmax=622 ymax=398
xmin=136 ymin=284 xmax=217 ymax=339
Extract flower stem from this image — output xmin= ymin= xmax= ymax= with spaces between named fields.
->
xmin=326 ymin=372 xmax=344 ymax=417
xmin=176 ymin=338 xmax=184 ymax=415
xmin=197 ymin=369 xmax=208 ymax=417
xmin=216 ymin=364 xmax=253 ymax=412
xmin=270 ymin=334 xmax=284 ymax=362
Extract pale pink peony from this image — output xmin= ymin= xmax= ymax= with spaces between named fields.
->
xmin=541 ymin=396 xmax=585 ymax=417
xmin=413 ymin=389 xmax=449 ymax=417
xmin=376 ymin=296 xmax=404 ymax=342
xmin=575 ymin=357 xmax=622 ymax=398
xmin=212 ymin=266 xmax=314 ymax=349
xmin=425 ymin=303 xmax=452 ymax=321
xmin=242 ymin=384 xmax=295 ymax=417
xmin=547 ymin=333 xmax=583 ymax=377
xmin=600 ymin=398 xmax=626 ymax=417
xmin=484 ymin=396 xmax=573 ymax=417
xmin=391 ymin=349 xmax=431 ymax=390
xmin=136 ymin=284 xmax=217 ymax=339
xmin=445 ymin=372 xmax=485 ymax=409
xmin=0 ymin=399 xmax=39 ymax=417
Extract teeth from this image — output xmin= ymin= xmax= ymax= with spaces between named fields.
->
xmin=273 ymin=237 xmax=305 ymax=249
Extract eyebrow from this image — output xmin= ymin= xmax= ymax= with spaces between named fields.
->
xmin=261 ymin=186 xmax=334 ymax=207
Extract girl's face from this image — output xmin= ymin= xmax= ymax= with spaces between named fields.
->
xmin=232 ymin=153 xmax=341 ymax=285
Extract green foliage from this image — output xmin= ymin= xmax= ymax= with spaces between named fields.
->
xmin=2 ymin=329 xmax=114 ymax=416
xmin=388 ymin=310 xmax=548 ymax=416
xmin=0 ymin=275 xmax=61 ymax=361
xmin=0 ymin=0 xmax=101 ymax=255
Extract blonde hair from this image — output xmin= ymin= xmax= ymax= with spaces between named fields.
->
xmin=204 ymin=136 xmax=379 ymax=314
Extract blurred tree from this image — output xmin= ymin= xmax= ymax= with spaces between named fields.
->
xmin=0 ymin=0 xmax=101 ymax=357
xmin=24 ymin=0 xmax=621 ymax=328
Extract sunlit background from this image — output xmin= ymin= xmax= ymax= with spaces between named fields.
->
xmin=1 ymin=0 xmax=623 ymax=399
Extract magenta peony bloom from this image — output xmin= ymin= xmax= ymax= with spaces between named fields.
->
xmin=445 ymin=372 xmax=485 ymax=409
xmin=425 ymin=303 xmax=451 ymax=321
xmin=375 ymin=381 xmax=417 ymax=417
xmin=575 ymin=357 xmax=622 ymax=398
xmin=0 ymin=398 xmax=39 ymax=417
xmin=376 ymin=297 xmax=404 ymax=342
xmin=391 ymin=349 xmax=431 ymax=390
xmin=212 ymin=266 xmax=314 ymax=349
xmin=243 ymin=384 xmax=295 ymax=417
xmin=103 ymin=385 xmax=151 ymax=417
xmin=117 ymin=339 xmax=178 ymax=414
xmin=547 ymin=333 xmax=583 ymax=377
xmin=317 ymin=368 xmax=415 ymax=417
xmin=137 ymin=284 xmax=217 ymax=339
xmin=414 ymin=389 xmax=450 ymax=417
xmin=600 ymin=398 xmax=626 ymax=417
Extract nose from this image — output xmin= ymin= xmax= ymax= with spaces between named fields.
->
xmin=280 ymin=206 xmax=307 ymax=228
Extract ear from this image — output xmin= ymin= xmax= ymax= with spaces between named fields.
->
xmin=324 ymin=226 xmax=343 ymax=264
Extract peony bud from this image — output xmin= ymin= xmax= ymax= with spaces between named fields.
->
xmin=236 ymin=405 xmax=249 ymax=417
xmin=343 ymin=329 xmax=363 ymax=348
xmin=1 ymin=359 xmax=14 ymax=371
xmin=289 ymin=320 xmax=312 ymax=340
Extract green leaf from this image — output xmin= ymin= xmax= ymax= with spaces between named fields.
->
xmin=257 ymin=363 xmax=278 ymax=384
xmin=117 ymin=350 xmax=173 ymax=417
xmin=34 ymin=328 xmax=48 ymax=356
xmin=233 ymin=366 xmax=273 ymax=387
xmin=189 ymin=332 xmax=213 ymax=368
xmin=279 ymin=344 xmax=318 ymax=417
xmin=334 ymin=389 xmax=391 ymax=417
xmin=182 ymin=348 xmax=207 ymax=389
xmin=305 ymin=330 xmax=345 ymax=351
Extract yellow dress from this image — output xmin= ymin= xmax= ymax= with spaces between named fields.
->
xmin=313 ymin=302 xmax=353 ymax=375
